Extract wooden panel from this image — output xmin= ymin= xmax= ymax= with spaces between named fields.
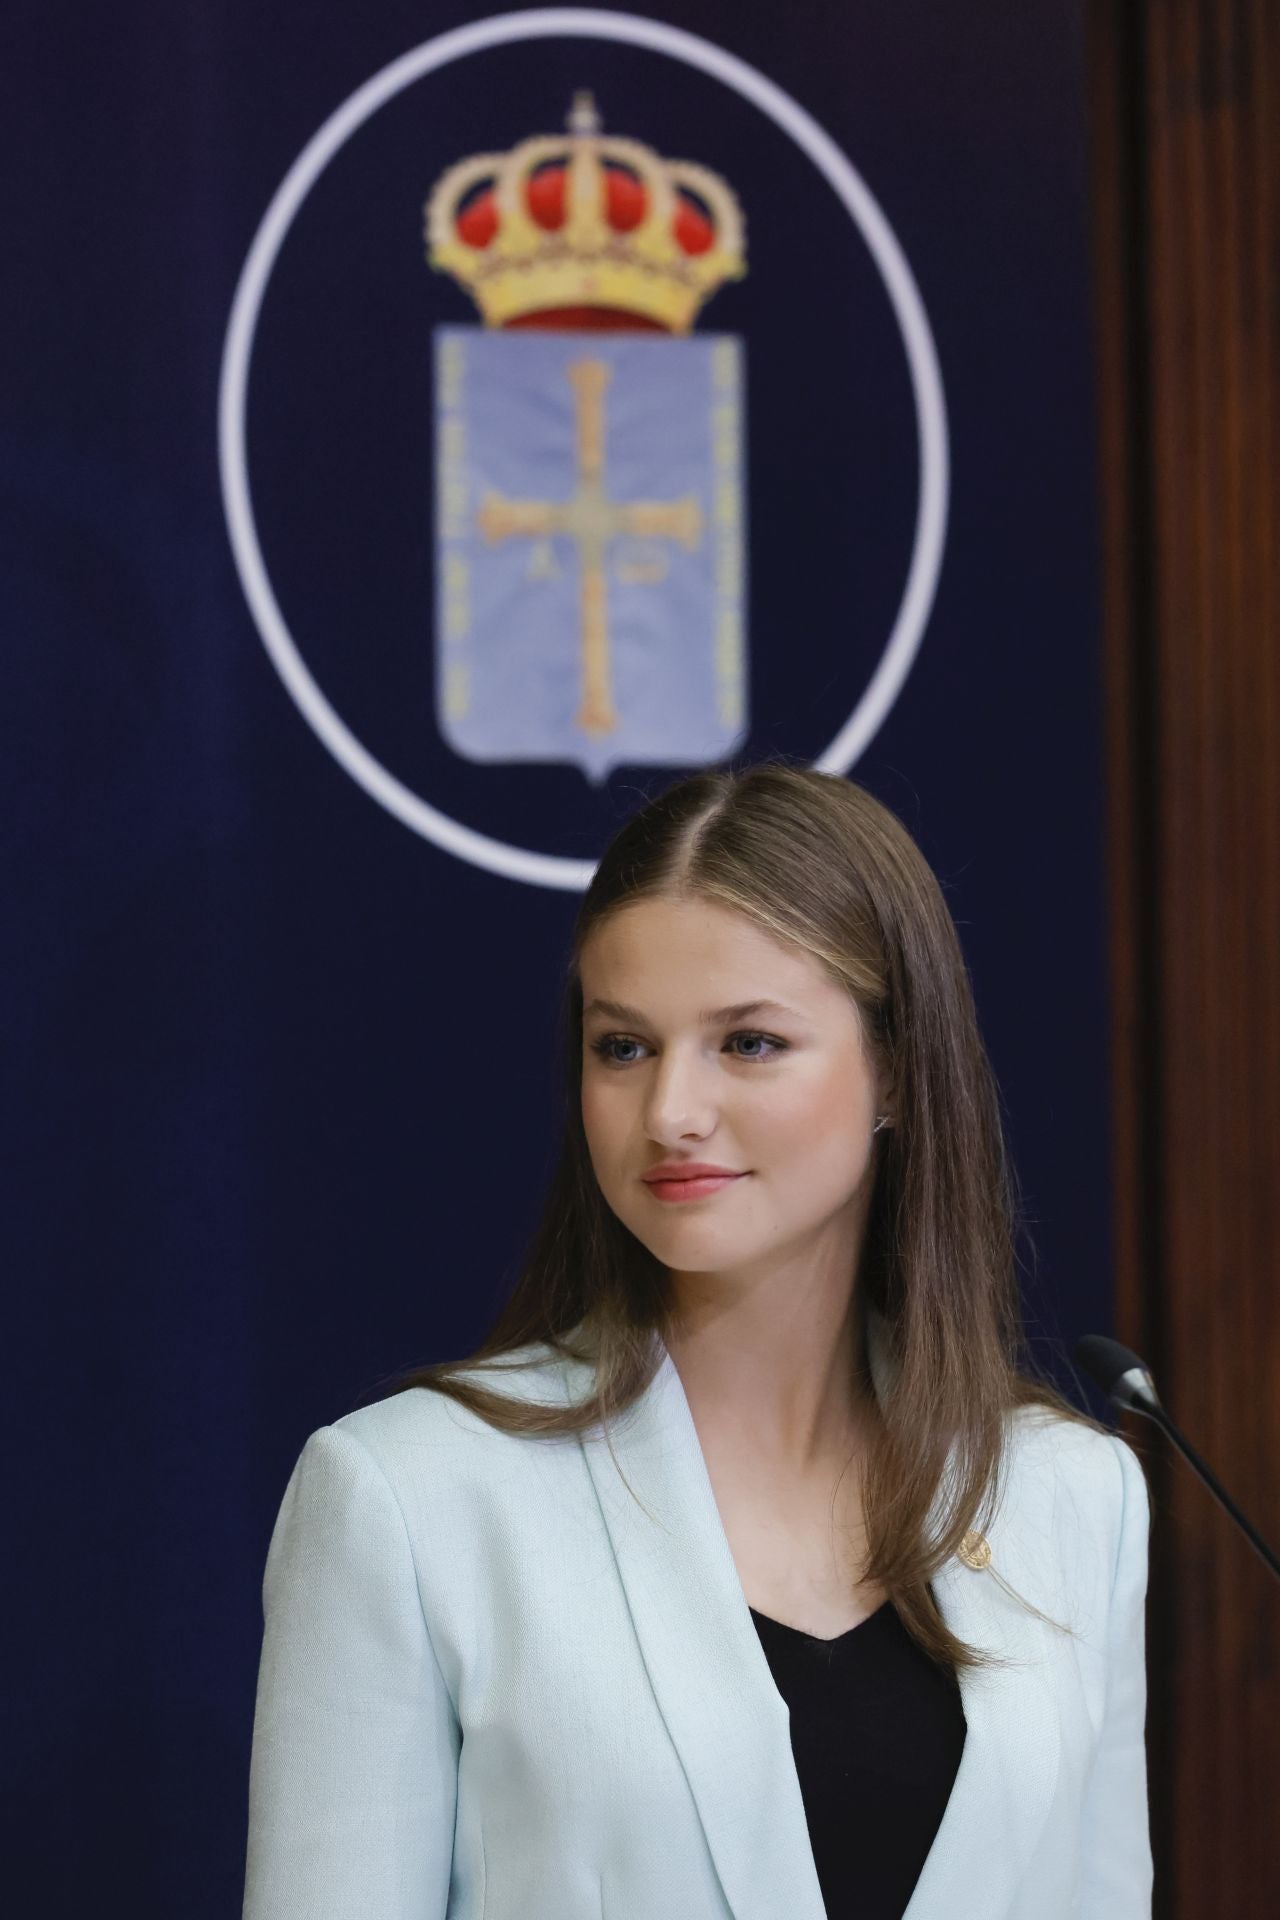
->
xmin=1087 ymin=1 xmax=1280 ymax=1913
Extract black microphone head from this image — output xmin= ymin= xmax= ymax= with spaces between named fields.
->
xmin=1072 ymin=1333 xmax=1162 ymax=1413
xmin=1073 ymin=1334 xmax=1143 ymax=1394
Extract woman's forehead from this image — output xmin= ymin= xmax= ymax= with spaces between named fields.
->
xmin=581 ymin=896 xmax=804 ymax=968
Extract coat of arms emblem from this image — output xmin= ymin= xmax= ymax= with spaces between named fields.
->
xmin=425 ymin=92 xmax=749 ymax=785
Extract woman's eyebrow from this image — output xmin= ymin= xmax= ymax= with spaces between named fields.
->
xmin=582 ymin=997 xmax=803 ymax=1025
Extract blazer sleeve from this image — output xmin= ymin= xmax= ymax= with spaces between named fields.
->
xmin=242 ymin=1423 xmax=461 ymax=1919
xmin=1074 ymin=1432 xmax=1154 ymax=1917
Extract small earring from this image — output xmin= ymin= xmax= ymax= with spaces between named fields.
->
xmin=872 ymin=1114 xmax=890 ymax=1134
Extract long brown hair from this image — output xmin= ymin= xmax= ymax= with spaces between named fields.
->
xmin=375 ymin=759 xmax=1108 ymax=1671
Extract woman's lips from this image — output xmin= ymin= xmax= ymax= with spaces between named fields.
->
xmin=644 ymin=1173 xmax=746 ymax=1203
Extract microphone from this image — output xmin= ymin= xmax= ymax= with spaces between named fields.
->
xmin=1073 ymin=1334 xmax=1280 ymax=1584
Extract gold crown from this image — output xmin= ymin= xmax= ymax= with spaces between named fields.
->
xmin=424 ymin=92 xmax=746 ymax=333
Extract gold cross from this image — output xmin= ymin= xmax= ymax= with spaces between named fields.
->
xmin=477 ymin=359 xmax=702 ymax=736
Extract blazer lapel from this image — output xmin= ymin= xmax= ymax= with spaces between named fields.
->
xmin=900 ymin=1549 xmax=1060 ymax=1920
xmin=567 ymin=1340 xmax=828 ymax=1920
xmin=864 ymin=1307 xmax=1063 ymax=1920
xmin=562 ymin=1324 xmax=1059 ymax=1920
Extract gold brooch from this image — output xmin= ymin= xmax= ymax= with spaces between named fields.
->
xmin=958 ymin=1529 xmax=992 ymax=1570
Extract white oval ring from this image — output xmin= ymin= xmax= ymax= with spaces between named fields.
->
xmin=218 ymin=6 xmax=949 ymax=890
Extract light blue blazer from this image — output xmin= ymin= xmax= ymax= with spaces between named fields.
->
xmin=241 ymin=1319 xmax=1153 ymax=1919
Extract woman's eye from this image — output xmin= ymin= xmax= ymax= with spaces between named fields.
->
xmin=588 ymin=1030 xmax=787 ymax=1067
xmin=591 ymin=1037 xmax=642 ymax=1066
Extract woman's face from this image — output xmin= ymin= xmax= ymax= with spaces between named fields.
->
xmin=579 ymin=897 xmax=887 ymax=1292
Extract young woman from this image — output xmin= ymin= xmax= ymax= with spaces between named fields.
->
xmin=241 ymin=763 xmax=1152 ymax=1920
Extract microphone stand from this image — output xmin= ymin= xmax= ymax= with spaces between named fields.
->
xmin=1123 ymin=1399 xmax=1280 ymax=1582
xmin=1073 ymin=1334 xmax=1280 ymax=1584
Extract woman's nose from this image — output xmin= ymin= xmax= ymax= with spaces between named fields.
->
xmin=642 ymin=1050 xmax=717 ymax=1135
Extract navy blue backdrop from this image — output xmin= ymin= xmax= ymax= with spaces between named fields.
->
xmin=4 ymin=3 xmax=1111 ymax=1910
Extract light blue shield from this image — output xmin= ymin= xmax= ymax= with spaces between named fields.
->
xmin=434 ymin=326 xmax=748 ymax=785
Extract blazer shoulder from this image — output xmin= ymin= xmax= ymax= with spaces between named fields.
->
xmin=324 ymin=1340 xmax=576 ymax=1488
xmin=999 ymin=1404 xmax=1149 ymax=1607
xmin=1006 ymin=1401 xmax=1148 ymax=1512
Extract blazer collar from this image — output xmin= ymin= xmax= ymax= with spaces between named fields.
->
xmin=559 ymin=1316 xmax=1060 ymax=1920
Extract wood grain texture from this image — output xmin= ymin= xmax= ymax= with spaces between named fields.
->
xmin=1087 ymin=1 xmax=1280 ymax=1913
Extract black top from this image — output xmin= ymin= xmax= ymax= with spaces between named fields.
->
xmin=749 ymin=1598 xmax=966 ymax=1920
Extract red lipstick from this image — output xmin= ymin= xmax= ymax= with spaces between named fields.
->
xmin=641 ymin=1162 xmax=747 ymax=1203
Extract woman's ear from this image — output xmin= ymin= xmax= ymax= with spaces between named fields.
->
xmin=873 ymin=1070 xmax=896 ymax=1132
